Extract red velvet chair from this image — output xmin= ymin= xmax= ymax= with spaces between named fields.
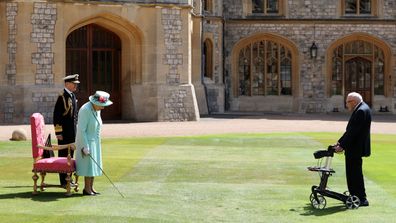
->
xmin=30 ymin=113 xmax=79 ymax=196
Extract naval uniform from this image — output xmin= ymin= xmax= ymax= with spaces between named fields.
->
xmin=53 ymin=89 xmax=78 ymax=186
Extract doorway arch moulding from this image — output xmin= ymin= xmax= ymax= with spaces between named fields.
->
xmin=67 ymin=13 xmax=144 ymax=85
xmin=326 ymin=32 xmax=393 ymax=99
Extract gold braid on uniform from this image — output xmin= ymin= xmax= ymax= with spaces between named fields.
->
xmin=54 ymin=124 xmax=63 ymax=133
xmin=61 ymin=94 xmax=72 ymax=116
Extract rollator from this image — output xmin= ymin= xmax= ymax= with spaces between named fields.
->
xmin=307 ymin=145 xmax=360 ymax=209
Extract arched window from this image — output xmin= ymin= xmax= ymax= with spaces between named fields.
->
xmin=237 ymin=39 xmax=292 ymax=96
xmin=203 ymin=39 xmax=213 ymax=79
xmin=330 ymin=38 xmax=388 ymax=106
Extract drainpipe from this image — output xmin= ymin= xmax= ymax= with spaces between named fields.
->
xmin=222 ymin=14 xmax=226 ymax=113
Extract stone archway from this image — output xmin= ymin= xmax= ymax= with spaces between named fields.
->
xmin=66 ymin=13 xmax=143 ymax=120
xmin=327 ymin=33 xmax=392 ymax=108
xmin=66 ymin=24 xmax=122 ymax=120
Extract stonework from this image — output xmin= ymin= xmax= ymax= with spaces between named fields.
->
xmin=3 ymin=93 xmax=14 ymax=123
xmin=203 ymin=18 xmax=225 ymax=113
xmin=0 ymin=0 xmax=396 ymax=124
xmin=163 ymin=88 xmax=194 ymax=121
xmin=6 ymin=2 xmax=17 ymax=86
xmin=206 ymin=88 xmax=220 ymax=111
xmin=384 ymin=0 xmax=396 ymax=19
xmin=223 ymin=22 xmax=396 ymax=112
xmin=0 ymin=1 xmax=201 ymax=124
xmin=31 ymin=2 xmax=56 ymax=85
xmin=288 ymin=0 xmax=337 ymax=19
xmin=159 ymin=7 xmax=200 ymax=120
xmin=223 ymin=0 xmax=242 ymax=18
xmin=32 ymin=92 xmax=58 ymax=124
xmin=203 ymin=21 xmax=222 ymax=84
xmin=162 ymin=8 xmax=183 ymax=85
xmin=217 ymin=0 xmax=396 ymax=114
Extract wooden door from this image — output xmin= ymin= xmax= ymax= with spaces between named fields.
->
xmin=345 ymin=57 xmax=372 ymax=107
xmin=66 ymin=24 xmax=121 ymax=120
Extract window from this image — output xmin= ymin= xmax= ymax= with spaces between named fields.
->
xmin=374 ymin=47 xmax=384 ymax=95
xmin=252 ymin=0 xmax=279 ymax=14
xmin=342 ymin=0 xmax=376 ymax=16
xmin=203 ymin=39 xmax=213 ymax=79
xmin=238 ymin=40 xmax=292 ymax=96
xmin=203 ymin=0 xmax=213 ymax=12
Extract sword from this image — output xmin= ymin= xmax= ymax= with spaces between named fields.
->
xmin=85 ymin=151 xmax=125 ymax=198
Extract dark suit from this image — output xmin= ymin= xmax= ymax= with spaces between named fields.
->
xmin=338 ymin=102 xmax=371 ymax=201
xmin=53 ymin=89 xmax=78 ymax=185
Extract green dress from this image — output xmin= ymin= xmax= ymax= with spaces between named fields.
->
xmin=75 ymin=102 xmax=103 ymax=177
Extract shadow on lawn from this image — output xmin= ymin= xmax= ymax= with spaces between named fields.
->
xmin=298 ymin=203 xmax=347 ymax=216
xmin=0 ymin=190 xmax=83 ymax=202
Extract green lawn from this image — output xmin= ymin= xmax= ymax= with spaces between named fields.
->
xmin=0 ymin=133 xmax=395 ymax=222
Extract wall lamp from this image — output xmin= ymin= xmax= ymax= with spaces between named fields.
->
xmin=310 ymin=42 xmax=318 ymax=59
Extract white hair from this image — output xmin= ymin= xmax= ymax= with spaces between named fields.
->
xmin=348 ymin=92 xmax=363 ymax=103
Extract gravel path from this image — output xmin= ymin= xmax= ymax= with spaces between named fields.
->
xmin=2 ymin=113 xmax=395 ymax=141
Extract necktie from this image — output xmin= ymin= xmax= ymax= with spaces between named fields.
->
xmin=71 ymin=93 xmax=76 ymax=113
xmin=71 ymin=93 xmax=76 ymax=103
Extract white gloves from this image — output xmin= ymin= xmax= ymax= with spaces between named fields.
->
xmin=82 ymin=147 xmax=90 ymax=155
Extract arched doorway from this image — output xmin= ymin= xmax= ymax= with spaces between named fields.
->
xmin=329 ymin=34 xmax=391 ymax=109
xmin=66 ymin=24 xmax=121 ymax=120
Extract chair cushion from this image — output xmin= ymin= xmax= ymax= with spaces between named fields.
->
xmin=33 ymin=157 xmax=76 ymax=173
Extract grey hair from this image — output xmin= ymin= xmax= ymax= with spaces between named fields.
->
xmin=348 ymin=92 xmax=363 ymax=103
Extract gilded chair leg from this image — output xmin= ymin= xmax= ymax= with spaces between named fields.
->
xmin=40 ymin=172 xmax=46 ymax=191
xmin=74 ymin=173 xmax=79 ymax=192
xmin=65 ymin=173 xmax=72 ymax=196
xmin=32 ymin=172 xmax=39 ymax=195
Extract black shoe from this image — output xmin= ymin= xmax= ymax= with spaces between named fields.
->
xmin=92 ymin=191 xmax=101 ymax=195
xmin=61 ymin=182 xmax=76 ymax=189
xmin=360 ymin=199 xmax=369 ymax=207
xmin=82 ymin=189 xmax=95 ymax=196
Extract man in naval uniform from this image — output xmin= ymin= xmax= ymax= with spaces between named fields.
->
xmin=53 ymin=74 xmax=80 ymax=187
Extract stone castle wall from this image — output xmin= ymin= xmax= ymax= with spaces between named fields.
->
xmin=0 ymin=1 xmax=200 ymax=124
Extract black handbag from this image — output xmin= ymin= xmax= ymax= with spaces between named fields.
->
xmin=42 ymin=134 xmax=55 ymax=158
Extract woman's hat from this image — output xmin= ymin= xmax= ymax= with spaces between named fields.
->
xmin=89 ymin=91 xmax=113 ymax=107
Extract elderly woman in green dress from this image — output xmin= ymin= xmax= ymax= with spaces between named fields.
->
xmin=75 ymin=91 xmax=112 ymax=196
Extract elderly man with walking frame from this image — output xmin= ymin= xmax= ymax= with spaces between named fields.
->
xmin=335 ymin=92 xmax=371 ymax=207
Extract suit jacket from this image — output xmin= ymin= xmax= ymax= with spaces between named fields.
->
xmin=53 ymin=89 xmax=78 ymax=144
xmin=338 ymin=102 xmax=371 ymax=158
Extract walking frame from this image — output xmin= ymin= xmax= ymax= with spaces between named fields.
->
xmin=307 ymin=145 xmax=361 ymax=209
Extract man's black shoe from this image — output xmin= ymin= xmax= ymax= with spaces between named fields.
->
xmin=360 ymin=199 xmax=369 ymax=207
xmin=61 ymin=182 xmax=76 ymax=189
